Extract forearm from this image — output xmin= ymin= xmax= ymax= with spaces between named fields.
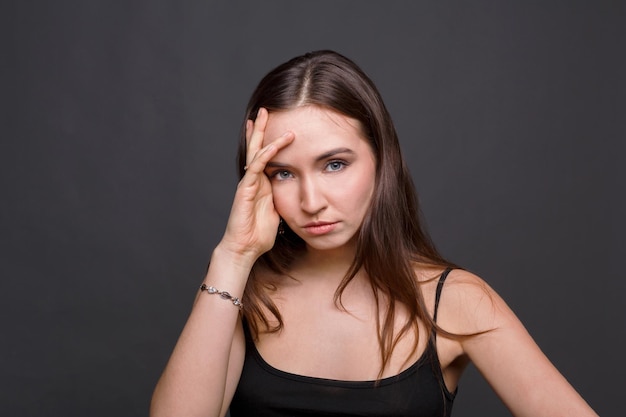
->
xmin=150 ymin=245 xmax=254 ymax=417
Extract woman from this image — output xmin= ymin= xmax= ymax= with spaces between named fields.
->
xmin=151 ymin=50 xmax=597 ymax=417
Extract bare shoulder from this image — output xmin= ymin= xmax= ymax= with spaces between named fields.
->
xmin=432 ymin=268 xmax=516 ymax=336
xmin=435 ymin=269 xmax=600 ymax=416
xmin=414 ymin=268 xmax=600 ymax=416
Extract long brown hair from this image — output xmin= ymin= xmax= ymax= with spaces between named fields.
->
xmin=237 ymin=50 xmax=456 ymax=376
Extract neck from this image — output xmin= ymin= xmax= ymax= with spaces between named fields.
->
xmin=292 ymin=242 xmax=359 ymax=284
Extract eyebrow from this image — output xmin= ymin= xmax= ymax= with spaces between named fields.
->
xmin=266 ymin=147 xmax=355 ymax=168
xmin=315 ymin=147 xmax=355 ymax=162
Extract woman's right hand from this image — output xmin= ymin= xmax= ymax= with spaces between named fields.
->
xmin=218 ymin=107 xmax=295 ymax=265
xmin=150 ymin=113 xmax=291 ymax=417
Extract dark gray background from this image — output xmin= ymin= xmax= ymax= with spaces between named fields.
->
xmin=2 ymin=1 xmax=624 ymax=416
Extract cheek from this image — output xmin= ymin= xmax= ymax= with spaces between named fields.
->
xmin=270 ymin=184 xmax=295 ymax=217
xmin=354 ymin=163 xmax=376 ymax=199
xmin=354 ymin=179 xmax=375 ymax=208
xmin=333 ymin=171 xmax=376 ymax=210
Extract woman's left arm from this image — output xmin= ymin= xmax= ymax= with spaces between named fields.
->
xmin=441 ymin=270 xmax=598 ymax=417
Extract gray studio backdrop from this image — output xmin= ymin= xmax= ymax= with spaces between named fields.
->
xmin=3 ymin=1 xmax=624 ymax=416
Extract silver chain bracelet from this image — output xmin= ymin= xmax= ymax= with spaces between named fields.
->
xmin=200 ymin=283 xmax=243 ymax=310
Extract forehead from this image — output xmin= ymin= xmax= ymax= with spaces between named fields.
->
xmin=263 ymin=106 xmax=366 ymax=149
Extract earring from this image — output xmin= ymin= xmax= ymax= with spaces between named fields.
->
xmin=278 ymin=218 xmax=285 ymax=235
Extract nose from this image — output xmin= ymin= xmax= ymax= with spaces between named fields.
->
xmin=300 ymin=175 xmax=327 ymax=215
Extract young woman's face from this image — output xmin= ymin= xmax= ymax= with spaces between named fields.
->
xmin=263 ymin=105 xmax=376 ymax=254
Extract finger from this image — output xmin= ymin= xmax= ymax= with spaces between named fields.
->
xmin=244 ymin=119 xmax=253 ymax=169
xmin=246 ymin=108 xmax=268 ymax=167
xmin=245 ymin=131 xmax=294 ymax=175
xmin=245 ymin=119 xmax=253 ymax=144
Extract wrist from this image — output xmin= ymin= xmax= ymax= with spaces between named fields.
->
xmin=200 ymin=246 xmax=254 ymax=301
xmin=210 ymin=243 xmax=258 ymax=277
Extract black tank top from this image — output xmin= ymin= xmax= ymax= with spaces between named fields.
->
xmin=230 ymin=269 xmax=456 ymax=417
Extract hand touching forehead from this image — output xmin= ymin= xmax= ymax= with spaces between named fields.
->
xmin=263 ymin=106 xmax=371 ymax=162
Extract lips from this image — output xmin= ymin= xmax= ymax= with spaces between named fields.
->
xmin=302 ymin=221 xmax=338 ymax=236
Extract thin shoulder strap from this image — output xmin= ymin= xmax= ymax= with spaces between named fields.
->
xmin=433 ymin=268 xmax=453 ymax=323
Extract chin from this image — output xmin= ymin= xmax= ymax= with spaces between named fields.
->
xmin=301 ymin=235 xmax=358 ymax=254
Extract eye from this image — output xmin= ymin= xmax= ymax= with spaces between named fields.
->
xmin=325 ymin=160 xmax=346 ymax=172
xmin=272 ymin=170 xmax=293 ymax=181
